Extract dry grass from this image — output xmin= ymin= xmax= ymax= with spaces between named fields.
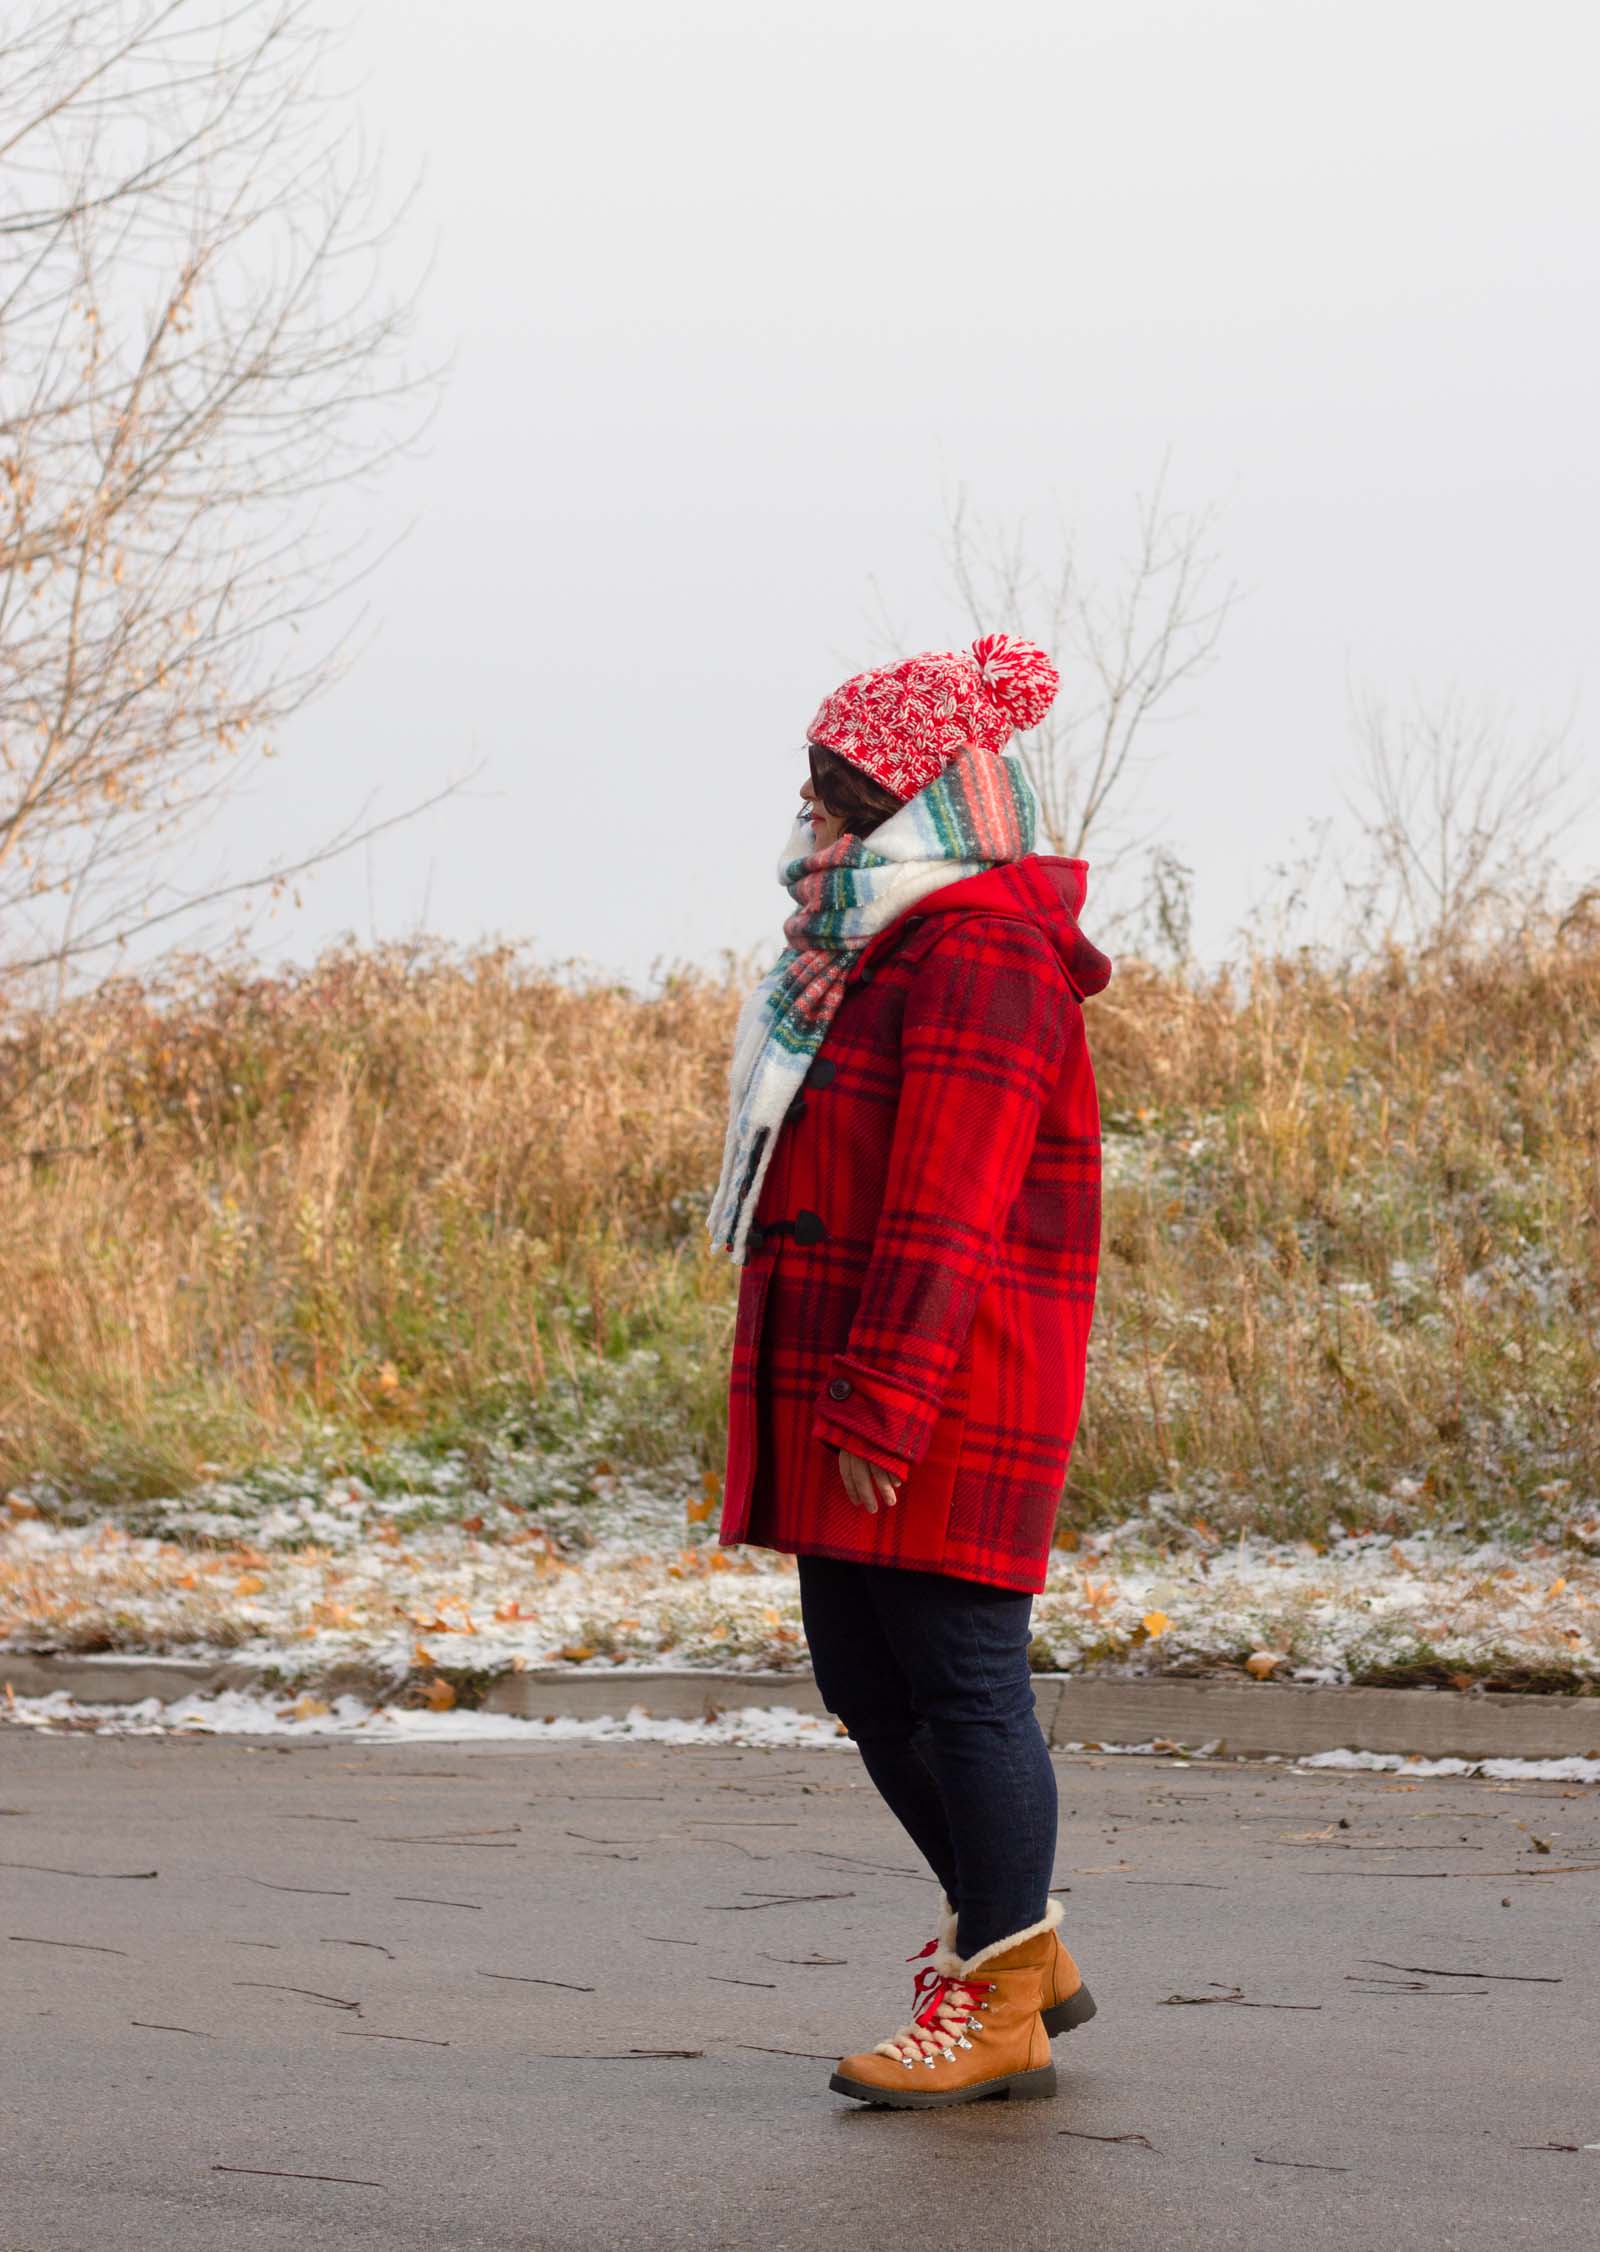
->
xmin=0 ymin=945 xmax=739 ymax=1502
xmin=2 ymin=923 xmax=1597 ymax=1538
xmin=1079 ymin=928 xmax=1600 ymax=1533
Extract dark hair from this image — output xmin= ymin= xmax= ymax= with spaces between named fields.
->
xmin=807 ymin=742 xmax=902 ymax=839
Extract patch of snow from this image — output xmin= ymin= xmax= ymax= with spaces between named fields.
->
xmin=1056 ymin=1738 xmax=1222 ymax=1758
xmin=6 ymin=1686 xmax=1597 ymax=1778
xmin=0 ymin=1688 xmax=850 ymax=1747
xmin=1299 ymin=1747 xmax=1600 ymax=1782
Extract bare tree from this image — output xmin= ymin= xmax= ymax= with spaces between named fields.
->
xmin=0 ymin=1 xmax=438 ymax=996
xmin=1348 ymin=687 xmax=1579 ymax=953
xmin=944 ymin=462 xmax=1232 ymax=866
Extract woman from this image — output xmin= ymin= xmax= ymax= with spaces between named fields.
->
xmin=709 ymin=634 xmax=1112 ymax=2110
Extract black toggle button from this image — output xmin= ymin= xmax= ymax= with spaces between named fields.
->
xmin=805 ymin=1055 xmax=837 ymax=1089
xmin=827 ymin=1377 xmax=852 ymax=1402
xmin=792 ymin=1209 xmax=827 ymax=1246
xmin=745 ymin=1223 xmax=766 ymax=1253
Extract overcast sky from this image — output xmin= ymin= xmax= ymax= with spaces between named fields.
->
xmin=227 ymin=0 xmax=1597 ymax=980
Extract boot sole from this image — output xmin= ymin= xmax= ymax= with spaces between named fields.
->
xmin=828 ymin=2063 xmax=1058 ymax=2110
xmin=1041 ymin=1982 xmax=1098 ymax=2037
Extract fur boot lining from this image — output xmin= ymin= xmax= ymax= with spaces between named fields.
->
xmin=931 ymin=1895 xmax=961 ymax=1976
xmin=952 ymin=1896 xmax=1063 ymax=1978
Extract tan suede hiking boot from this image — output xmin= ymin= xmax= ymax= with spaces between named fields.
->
xmin=933 ymin=1899 xmax=1097 ymax=2038
xmin=829 ymin=1908 xmax=1061 ymax=2109
xmin=1041 ymin=1929 xmax=1097 ymax=2035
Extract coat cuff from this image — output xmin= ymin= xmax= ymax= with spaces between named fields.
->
xmin=809 ymin=1354 xmax=938 ymax=1481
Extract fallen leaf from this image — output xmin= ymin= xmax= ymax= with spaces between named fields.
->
xmin=423 ymin=1677 xmax=457 ymax=1711
xmin=554 ymin=1644 xmax=595 ymax=1664
xmin=1245 ymin=1650 xmax=1286 ymax=1679
xmin=1142 ymin=1611 xmax=1172 ymax=1639
xmin=412 ymin=1643 xmax=438 ymax=1668
xmin=288 ymin=1694 xmax=331 ymax=1721
xmin=233 ymin=1574 xmax=265 ymax=1598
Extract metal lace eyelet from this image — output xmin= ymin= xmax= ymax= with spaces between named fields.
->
xmin=958 ymin=2037 xmax=972 ymax=2050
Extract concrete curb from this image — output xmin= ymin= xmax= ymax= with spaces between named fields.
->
xmin=5 ymin=1652 xmax=1599 ymax=1759
xmin=1040 ymin=1676 xmax=1600 ymax=1762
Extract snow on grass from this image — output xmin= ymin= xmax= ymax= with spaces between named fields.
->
xmin=3 ymin=1486 xmax=1598 ymax=1691
xmin=1030 ymin=1515 xmax=1600 ymax=1690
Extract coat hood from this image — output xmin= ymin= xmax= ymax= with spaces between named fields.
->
xmin=889 ymin=854 xmax=1113 ymax=1000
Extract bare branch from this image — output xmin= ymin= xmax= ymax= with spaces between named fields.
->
xmin=1345 ymin=687 xmax=1581 ymax=953
xmin=944 ymin=463 xmax=1232 ymax=865
xmin=0 ymin=0 xmax=443 ymax=994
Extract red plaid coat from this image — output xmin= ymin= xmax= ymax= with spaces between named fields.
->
xmin=719 ymin=855 xmax=1112 ymax=1593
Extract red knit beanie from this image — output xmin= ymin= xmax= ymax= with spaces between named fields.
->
xmin=807 ymin=633 xmax=1060 ymax=803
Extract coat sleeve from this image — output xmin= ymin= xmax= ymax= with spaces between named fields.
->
xmin=809 ymin=916 xmax=1069 ymax=1479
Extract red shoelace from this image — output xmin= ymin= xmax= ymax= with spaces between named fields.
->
xmin=871 ymin=1942 xmax=995 ymax=2068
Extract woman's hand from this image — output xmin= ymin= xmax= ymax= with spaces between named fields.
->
xmin=837 ymin=1448 xmax=902 ymax=1514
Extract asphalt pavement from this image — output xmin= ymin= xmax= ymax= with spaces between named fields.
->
xmin=3 ymin=1727 xmax=1597 ymax=2252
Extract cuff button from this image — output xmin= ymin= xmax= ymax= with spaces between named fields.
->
xmin=827 ymin=1377 xmax=852 ymax=1401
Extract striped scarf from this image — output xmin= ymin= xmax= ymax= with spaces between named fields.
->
xmin=708 ymin=744 xmax=1039 ymax=1260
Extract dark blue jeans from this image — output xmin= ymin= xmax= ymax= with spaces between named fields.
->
xmin=797 ymin=1555 xmax=1057 ymax=1959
